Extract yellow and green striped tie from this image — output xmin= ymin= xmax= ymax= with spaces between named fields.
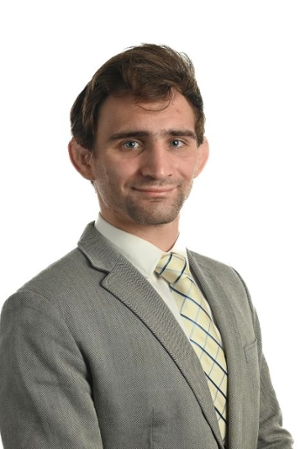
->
xmin=155 ymin=252 xmax=227 ymax=441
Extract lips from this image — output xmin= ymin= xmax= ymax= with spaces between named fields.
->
xmin=135 ymin=187 xmax=174 ymax=192
xmin=133 ymin=186 xmax=176 ymax=197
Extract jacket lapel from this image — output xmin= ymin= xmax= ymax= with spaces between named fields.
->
xmin=188 ymin=250 xmax=245 ymax=449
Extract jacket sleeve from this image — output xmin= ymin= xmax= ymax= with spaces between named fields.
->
xmin=240 ymin=276 xmax=294 ymax=449
xmin=0 ymin=290 xmax=103 ymax=449
xmin=258 ymin=354 xmax=294 ymax=448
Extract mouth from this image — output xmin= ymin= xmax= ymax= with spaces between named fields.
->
xmin=132 ymin=187 xmax=176 ymax=197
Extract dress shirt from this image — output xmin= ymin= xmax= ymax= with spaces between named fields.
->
xmin=94 ymin=214 xmax=219 ymax=340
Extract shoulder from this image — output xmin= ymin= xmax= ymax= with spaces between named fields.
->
xmin=4 ymin=222 xmax=117 ymax=306
xmin=1 ymin=222 xmax=128 ymax=322
xmin=188 ymin=249 xmax=238 ymax=279
xmin=187 ymin=249 xmax=253 ymax=307
xmin=1 ymin=248 xmax=89 ymax=313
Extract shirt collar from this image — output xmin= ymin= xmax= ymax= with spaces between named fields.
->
xmin=94 ymin=214 xmax=188 ymax=278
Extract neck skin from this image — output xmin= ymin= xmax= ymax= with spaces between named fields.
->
xmin=100 ymin=212 xmax=180 ymax=252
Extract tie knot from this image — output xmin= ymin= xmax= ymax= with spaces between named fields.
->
xmin=155 ymin=252 xmax=189 ymax=285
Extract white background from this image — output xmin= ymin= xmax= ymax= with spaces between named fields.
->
xmin=0 ymin=1 xmax=299 ymax=447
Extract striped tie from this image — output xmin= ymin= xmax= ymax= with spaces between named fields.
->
xmin=155 ymin=252 xmax=227 ymax=441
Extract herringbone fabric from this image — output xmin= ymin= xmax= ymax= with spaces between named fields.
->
xmin=155 ymin=252 xmax=228 ymax=441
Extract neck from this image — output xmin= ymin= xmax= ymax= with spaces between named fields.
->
xmin=128 ymin=222 xmax=180 ymax=252
xmin=101 ymin=214 xmax=180 ymax=251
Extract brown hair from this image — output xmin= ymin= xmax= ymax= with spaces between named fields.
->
xmin=70 ymin=44 xmax=205 ymax=150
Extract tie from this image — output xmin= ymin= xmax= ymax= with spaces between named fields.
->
xmin=155 ymin=252 xmax=228 ymax=441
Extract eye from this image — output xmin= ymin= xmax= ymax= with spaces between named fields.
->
xmin=169 ymin=139 xmax=184 ymax=148
xmin=122 ymin=140 xmax=141 ymax=150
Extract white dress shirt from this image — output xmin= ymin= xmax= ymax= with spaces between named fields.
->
xmin=94 ymin=214 xmax=219 ymax=341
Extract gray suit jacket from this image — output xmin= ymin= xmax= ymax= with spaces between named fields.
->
xmin=0 ymin=223 xmax=293 ymax=449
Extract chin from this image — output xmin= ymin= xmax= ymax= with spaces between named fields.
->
xmin=129 ymin=209 xmax=180 ymax=226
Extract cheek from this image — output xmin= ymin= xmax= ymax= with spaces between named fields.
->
xmin=95 ymin=165 xmax=128 ymax=191
xmin=95 ymin=169 xmax=110 ymax=188
xmin=107 ymin=161 xmax=138 ymax=184
xmin=190 ymin=155 xmax=204 ymax=179
xmin=180 ymin=158 xmax=201 ymax=181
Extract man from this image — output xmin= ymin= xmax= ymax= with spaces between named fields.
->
xmin=0 ymin=44 xmax=293 ymax=448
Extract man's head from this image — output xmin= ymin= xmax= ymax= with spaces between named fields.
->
xmin=70 ymin=43 xmax=205 ymax=150
xmin=68 ymin=44 xmax=209 ymax=244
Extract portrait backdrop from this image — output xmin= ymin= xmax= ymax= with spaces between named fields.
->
xmin=0 ymin=1 xmax=299 ymax=447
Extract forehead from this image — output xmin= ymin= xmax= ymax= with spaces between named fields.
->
xmin=97 ymin=91 xmax=196 ymax=136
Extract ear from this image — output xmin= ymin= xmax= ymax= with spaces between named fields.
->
xmin=68 ymin=138 xmax=95 ymax=181
xmin=194 ymin=136 xmax=209 ymax=178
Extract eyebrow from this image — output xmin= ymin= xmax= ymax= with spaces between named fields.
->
xmin=107 ymin=129 xmax=197 ymax=141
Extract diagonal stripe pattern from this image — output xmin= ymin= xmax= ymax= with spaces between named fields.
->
xmin=155 ymin=252 xmax=228 ymax=441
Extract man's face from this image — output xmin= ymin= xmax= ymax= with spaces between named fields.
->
xmin=84 ymin=90 xmax=208 ymax=231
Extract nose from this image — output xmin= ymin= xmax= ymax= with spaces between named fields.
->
xmin=140 ymin=142 xmax=172 ymax=179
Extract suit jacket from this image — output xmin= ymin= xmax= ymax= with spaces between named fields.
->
xmin=0 ymin=223 xmax=293 ymax=449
